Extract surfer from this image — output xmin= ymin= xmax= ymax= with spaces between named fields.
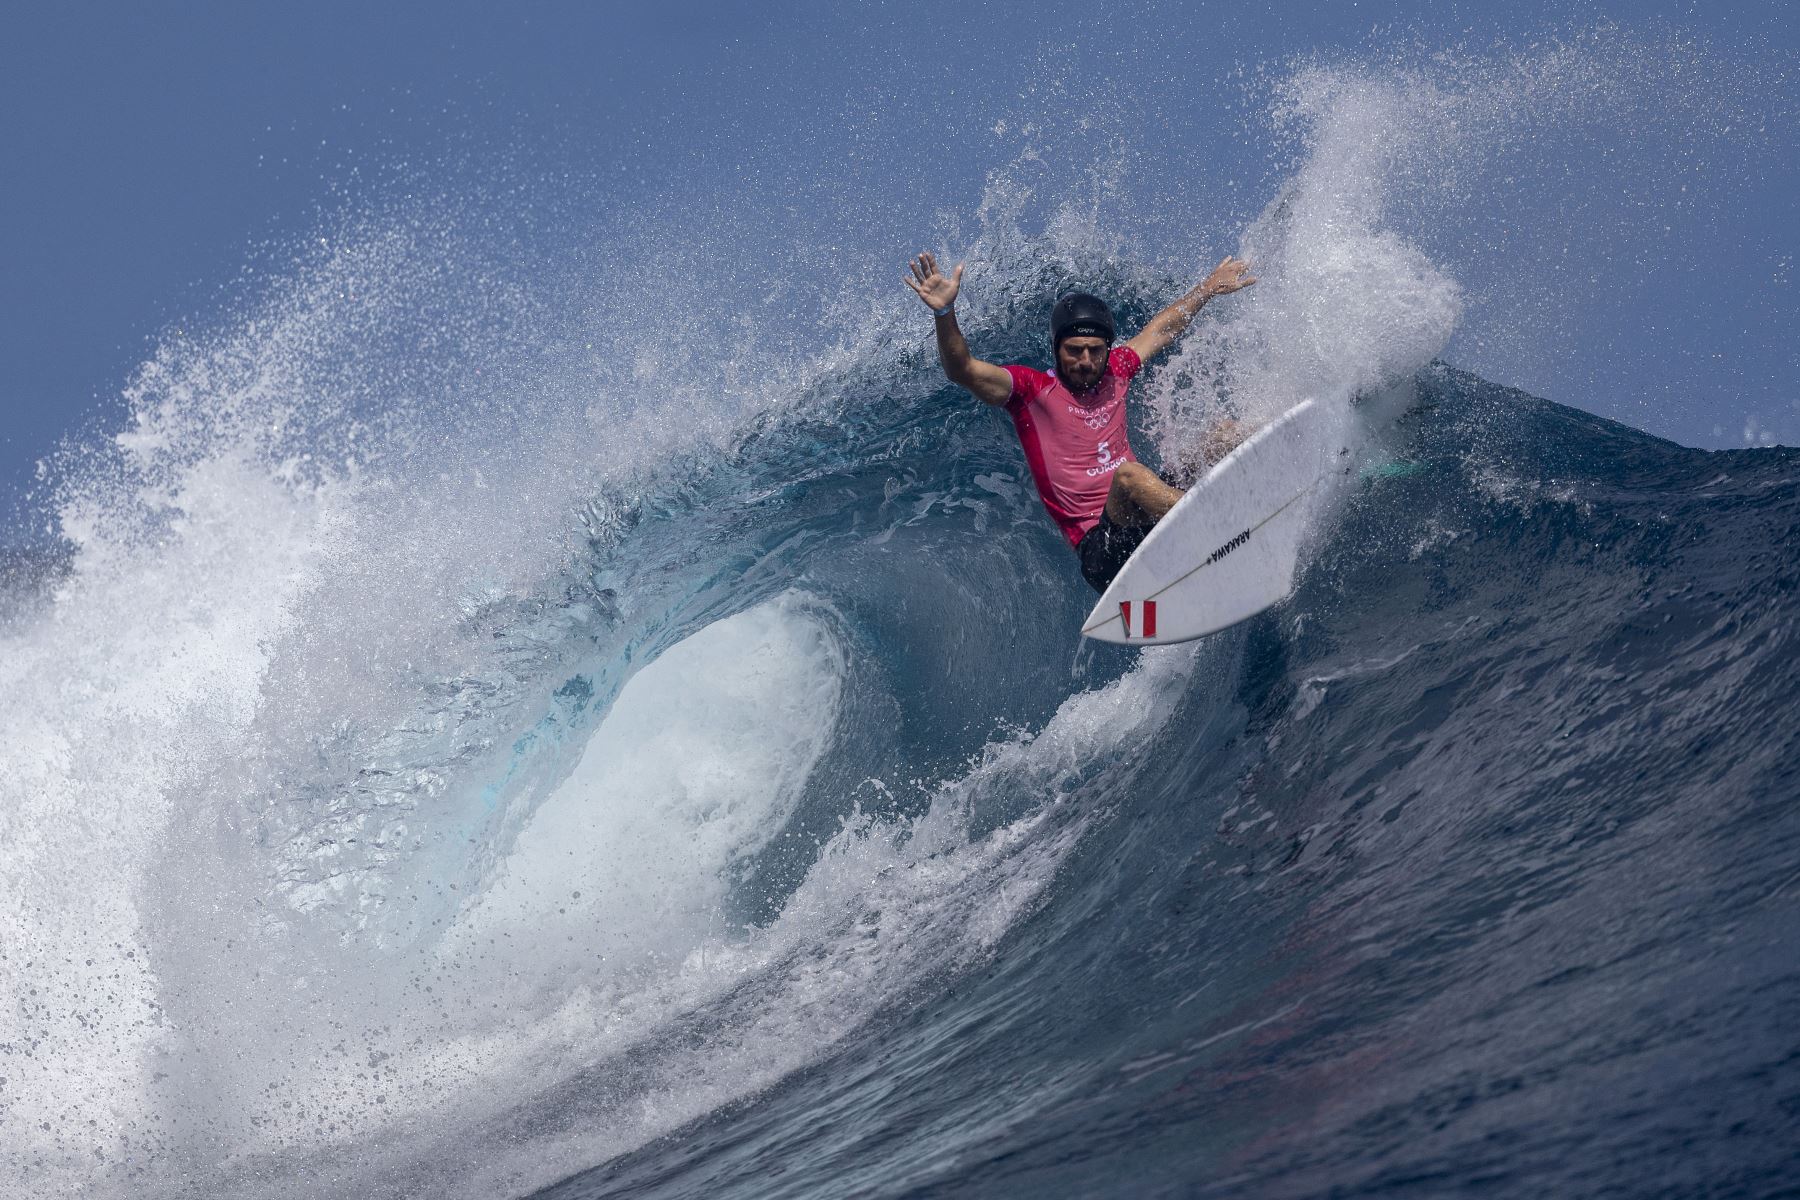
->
xmin=904 ymin=252 xmax=1256 ymax=592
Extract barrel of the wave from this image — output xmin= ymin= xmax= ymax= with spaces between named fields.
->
xmin=1081 ymin=398 xmax=1345 ymax=646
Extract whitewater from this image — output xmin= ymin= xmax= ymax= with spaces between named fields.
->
xmin=2 ymin=47 xmax=1797 ymax=1200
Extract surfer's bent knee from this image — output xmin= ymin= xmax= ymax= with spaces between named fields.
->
xmin=1112 ymin=461 xmax=1153 ymax=493
xmin=1115 ymin=461 xmax=1181 ymax=503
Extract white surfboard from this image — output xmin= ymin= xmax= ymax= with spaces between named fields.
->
xmin=1081 ymin=398 xmax=1346 ymax=646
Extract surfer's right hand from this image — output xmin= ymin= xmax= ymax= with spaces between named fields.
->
xmin=905 ymin=252 xmax=963 ymax=312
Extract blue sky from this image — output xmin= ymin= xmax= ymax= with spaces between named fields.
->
xmin=3 ymin=1 xmax=1795 ymax=547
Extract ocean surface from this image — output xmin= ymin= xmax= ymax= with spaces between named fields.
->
xmin=3 ymin=54 xmax=1798 ymax=1200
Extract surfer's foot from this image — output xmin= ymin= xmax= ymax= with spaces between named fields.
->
xmin=1199 ymin=418 xmax=1246 ymax=468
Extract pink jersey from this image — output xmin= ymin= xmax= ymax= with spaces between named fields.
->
xmin=1004 ymin=345 xmax=1144 ymax=547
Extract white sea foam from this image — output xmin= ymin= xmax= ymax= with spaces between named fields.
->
xmin=445 ymin=593 xmax=846 ymax=985
xmin=0 ymin=453 xmax=346 ymax=1189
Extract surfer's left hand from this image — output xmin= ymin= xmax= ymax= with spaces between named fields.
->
xmin=1201 ymin=256 xmax=1257 ymax=299
xmin=905 ymin=252 xmax=963 ymax=312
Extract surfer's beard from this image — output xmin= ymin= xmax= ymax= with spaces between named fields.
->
xmin=1058 ymin=365 xmax=1103 ymax=393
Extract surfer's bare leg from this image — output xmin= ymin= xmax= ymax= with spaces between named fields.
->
xmin=1105 ymin=462 xmax=1183 ymax=527
xmin=1107 ymin=417 xmax=1248 ymax=527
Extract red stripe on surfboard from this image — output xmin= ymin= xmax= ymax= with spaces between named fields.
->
xmin=1118 ymin=601 xmax=1157 ymax=639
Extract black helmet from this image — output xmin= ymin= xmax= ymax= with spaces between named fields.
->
xmin=1050 ymin=292 xmax=1116 ymax=347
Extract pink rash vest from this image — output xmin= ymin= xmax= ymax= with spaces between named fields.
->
xmin=1003 ymin=345 xmax=1144 ymax=548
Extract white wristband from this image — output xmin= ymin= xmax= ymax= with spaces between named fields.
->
xmin=932 ymin=303 xmax=954 ymax=318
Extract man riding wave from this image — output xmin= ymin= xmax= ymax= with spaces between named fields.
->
xmin=904 ymin=252 xmax=1256 ymax=592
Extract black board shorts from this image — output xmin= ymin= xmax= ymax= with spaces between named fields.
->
xmin=1077 ymin=511 xmax=1151 ymax=595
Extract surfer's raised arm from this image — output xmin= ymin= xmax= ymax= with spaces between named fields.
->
xmin=1124 ymin=256 xmax=1257 ymax=363
xmin=905 ymin=252 xmax=1014 ymax=407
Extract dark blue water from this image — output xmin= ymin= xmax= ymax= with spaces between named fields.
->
xmin=530 ymin=365 xmax=1800 ymax=1199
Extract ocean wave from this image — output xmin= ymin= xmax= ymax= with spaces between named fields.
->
xmin=3 ymin=43 xmax=1797 ymax=1200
